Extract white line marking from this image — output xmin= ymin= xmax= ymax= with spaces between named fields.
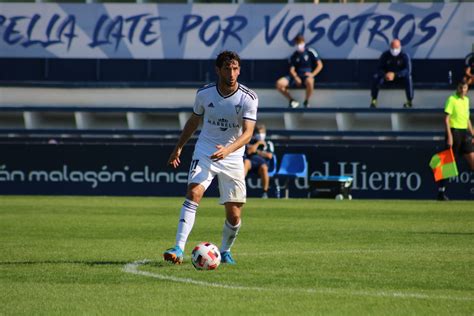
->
xmin=123 ymin=259 xmax=473 ymax=302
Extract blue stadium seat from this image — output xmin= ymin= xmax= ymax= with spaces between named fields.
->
xmin=275 ymin=153 xmax=308 ymax=198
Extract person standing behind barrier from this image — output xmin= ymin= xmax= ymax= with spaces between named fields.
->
xmin=244 ymin=124 xmax=274 ymax=199
xmin=370 ymin=39 xmax=414 ymax=109
xmin=463 ymin=52 xmax=474 ymax=86
xmin=437 ymin=81 xmax=474 ymax=201
xmin=276 ymin=34 xmax=323 ymax=108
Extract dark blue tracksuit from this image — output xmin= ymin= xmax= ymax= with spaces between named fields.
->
xmin=371 ymin=50 xmax=413 ymax=101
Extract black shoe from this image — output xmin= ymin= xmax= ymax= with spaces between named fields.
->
xmin=403 ymin=100 xmax=413 ymax=108
xmin=437 ymin=192 xmax=449 ymax=201
xmin=303 ymin=100 xmax=310 ymax=108
xmin=370 ymin=99 xmax=377 ymax=108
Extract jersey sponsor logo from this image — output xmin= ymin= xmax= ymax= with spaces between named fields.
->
xmin=207 ymin=118 xmax=240 ymax=131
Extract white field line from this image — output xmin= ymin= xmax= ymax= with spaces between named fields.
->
xmin=123 ymin=259 xmax=474 ymax=302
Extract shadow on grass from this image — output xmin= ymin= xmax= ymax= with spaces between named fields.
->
xmin=0 ymin=260 xmax=130 ymax=266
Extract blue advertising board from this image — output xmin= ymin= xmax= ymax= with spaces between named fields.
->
xmin=0 ymin=3 xmax=472 ymax=59
xmin=0 ymin=142 xmax=472 ymax=200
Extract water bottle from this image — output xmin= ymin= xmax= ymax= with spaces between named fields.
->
xmin=448 ymin=70 xmax=452 ymax=85
xmin=275 ymin=185 xmax=281 ymax=199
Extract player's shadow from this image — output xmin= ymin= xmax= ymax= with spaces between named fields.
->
xmin=0 ymin=260 xmax=129 ymax=266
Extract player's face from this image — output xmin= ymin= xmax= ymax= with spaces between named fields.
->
xmin=457 ymin=84 xmax=468 ymax=97
xmin=217 ymin=60 xmax=240 ymax=87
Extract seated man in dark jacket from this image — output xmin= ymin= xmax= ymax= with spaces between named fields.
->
xmin=370 ymin=39 xmax=414 ymax=108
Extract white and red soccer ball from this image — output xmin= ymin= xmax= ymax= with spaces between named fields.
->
xmin=191 ymin=242 xmax=221 ymax=270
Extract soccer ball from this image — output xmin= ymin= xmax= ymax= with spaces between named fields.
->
xmin=191 ymin=242 xmax=221 ymax=270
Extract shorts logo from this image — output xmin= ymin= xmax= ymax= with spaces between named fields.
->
xmin=235 ymin=104 xmax=242 ymax=114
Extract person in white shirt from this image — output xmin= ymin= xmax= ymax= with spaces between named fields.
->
xmin=164 ymin=51 xmax=258 ymax=265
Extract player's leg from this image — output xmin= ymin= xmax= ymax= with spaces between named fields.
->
xmin=462 ymin=131 xmax=474 ymax=170
xmin=370 ymin=73 xmax=384 ymax=108
xmin=464 ymin=152 xmax=474 ymax=170
xmin=258 ymin=163 xmax=269 ymax=198
xmin=437 ymin=130 xmax=462 ymax=201
xmin=243 ymin=158 xmax=252 ymax=176
xmin=303 ymin=76 xmax=314 ymax=108
xmin=276 ymin=76 xmax=299 ymax=108
xmin=221 ymin=202 xmax=243 ymax=264
xmin=164 ymin=156 xmax=215 ymax=264
xmin=403 ymin=75 xmax=414 ymax=108
xmin=216 ymin=158 xmax=246 ymax=264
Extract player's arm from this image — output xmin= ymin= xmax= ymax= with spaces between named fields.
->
xmin=257 ymin=149 xmax=272 ymax=160
xmin=444 ymin=114 xmax=453 ymax=148
xmin=468 ymin=118 xmax=473 ymax=137
xmin=396 ymin=53 xmax=411 ymax=78
xmin=289 ymin=66 xmax=298 ymax=80
xmin=465 ymin=66 xmax=474 ymax=79
xmin=310 ymin=60 xmax=323 ymax=78
xmin=168 ymin=113 xmax=202 ymax=168
xmin=211 ymin=119 xmax=256 ymax=161
xmin=246 ymin=140 xmax=264 ymax=155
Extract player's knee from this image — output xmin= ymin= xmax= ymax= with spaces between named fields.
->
xmin=186 ymin=185 xmax=204 ymax=203
xmin=276 ymin=78 xmax=288 ymax=90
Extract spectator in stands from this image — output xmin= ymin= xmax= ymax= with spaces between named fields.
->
xmin=370 ymin=39 xmax=414 ymax=108
xmin=276 ymin=35 xmax=323 ymax=108
xmin=244 ymin=124 xmax=274 ymax=199
xmin=437 ymin=81 xmax=474 ymax=201
xmin=463 ymin=51 xmax=474 ymax=86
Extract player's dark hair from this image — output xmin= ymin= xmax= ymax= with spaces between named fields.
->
xmin=216 ymin=51 xmax=241 ymax=68
xmin=456 ymin=81 xmax=468 ymax=94
xmin=294 ymin=34 xmax=305 ymax=44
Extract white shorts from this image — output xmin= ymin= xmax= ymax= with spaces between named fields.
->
xmin=188 ymin=154 xmax=246 ymax=204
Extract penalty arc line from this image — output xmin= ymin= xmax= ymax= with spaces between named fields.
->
xmin=123 ymin=259 xmax=473 ymax=302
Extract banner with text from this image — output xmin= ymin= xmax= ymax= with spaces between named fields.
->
xmin=0 ymin=143 xmax=472 ymax=199
xmin=0 ymin=3 xmax=472 ymax=59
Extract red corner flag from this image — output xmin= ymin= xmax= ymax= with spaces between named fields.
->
xmin=429 ymin=148 xmax=458 ymax=182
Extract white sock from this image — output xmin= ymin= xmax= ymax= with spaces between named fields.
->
xmin=175 ymin=199 xmax=198 ymax=251
xmin=220 ymin=220 xmax=241 ymax=253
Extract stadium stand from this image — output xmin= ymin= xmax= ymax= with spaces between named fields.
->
xmin=0 ymin=87 xmax=450 ymax=138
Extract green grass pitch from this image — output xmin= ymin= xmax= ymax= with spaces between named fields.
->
xmin=0 ymin=196 xmax=473 ymax=315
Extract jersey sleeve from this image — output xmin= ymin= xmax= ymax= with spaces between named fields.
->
xmin=193 ymin=91 xmax=205 ymax=116
xmin=242 ymin=93 xmax=258 ymax=122
xmin=308 ymin=48 xmax=320 ymax=61
xmin=444 ymin=95 xmax=454 ymax=115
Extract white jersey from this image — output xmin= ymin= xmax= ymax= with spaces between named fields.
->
xmin=193 ymin=83 xmax=258 ymax=161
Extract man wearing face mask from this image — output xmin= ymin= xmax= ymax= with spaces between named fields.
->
xmin=244 ymin=124 xmax=275 ymax=198
xmin=370 ymin=39 xmax=414 ymax=108
xmin=276 ymin=34 xmax=324 ymax=108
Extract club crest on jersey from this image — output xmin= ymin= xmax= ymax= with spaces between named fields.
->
xmin=234 ymin=104 xmax=242 ymax=114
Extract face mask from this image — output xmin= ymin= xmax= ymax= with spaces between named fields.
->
xmin=390 ymin=48 xmax=401 ymax=56
xmin=255 ymin=133 xmax=266 ymax=141
xmin=297 ymin=43 xmax=305 ymax=53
